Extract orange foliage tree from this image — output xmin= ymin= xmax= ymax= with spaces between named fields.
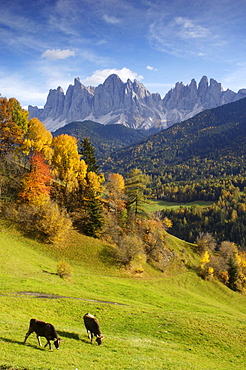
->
xmin=19 ymin=151 xmax=52 ymax=205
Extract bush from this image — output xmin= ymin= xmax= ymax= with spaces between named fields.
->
xmin=57 ymin=260 xmax=73 ymax=280
xmin=16 ymin=201 xmax=73 ymax=244
xmin=113 ymin=234 xmax=144 ymax=267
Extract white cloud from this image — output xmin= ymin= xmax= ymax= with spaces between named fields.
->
xmin=174 ymin=17 xmax=210 ymax=39
xmin=0 ymin=73 xmax=47 ymax=107
xmin=103 ymin=14 xmax=121 ymax=25
xmin=42 ymin=49 xmax=75 ymax=60
xmin=146 ymin=65 xmax=158 ymax=71
xmin=148 ymin=16 xmax=214 ymax=58
xmin=82 ymin=68 xmax=144 ymax=86
xmin=221 ymin=63 xmax=246 ymax=92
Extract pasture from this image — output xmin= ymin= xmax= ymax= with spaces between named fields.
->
xmin=145 ymin=199 xmax=214 ymax=213
xmin=0 ymin=220 xmax=246 ymax=370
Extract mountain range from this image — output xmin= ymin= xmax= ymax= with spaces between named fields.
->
xmin=28 ymin=74 xmax=246 ymax=132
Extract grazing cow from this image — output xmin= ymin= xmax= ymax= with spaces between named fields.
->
xmin=23 ymin=318 xmax=62 ymax=350
xmin=83 ymin=313 xmax=104 ymax=345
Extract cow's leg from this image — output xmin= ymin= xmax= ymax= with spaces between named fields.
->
xmin=87 ymin=330 xmax=93 ymax=343
xmin=23 ymin=328 xmax=34 ymax=344
xmin=36 ymin=335 xmax=42 ymax=347
xmin=44 ymin=340 xmax=52 ymax=350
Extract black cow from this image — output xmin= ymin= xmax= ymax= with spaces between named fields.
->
xmin=83 ymin=313 xmax=104 ymax=345
xmin=23 ymin=318 xmax=62 ymax=350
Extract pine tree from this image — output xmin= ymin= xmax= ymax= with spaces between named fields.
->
xmin=85 ymin=190 xmax=104 ymax=238
xmin=79 ymin=137 xmax=99 ymax=174
xmin=227 ymin=256 xmax=239 ymax=291
xmin=125 ymin=168 xmax=150 ymax=216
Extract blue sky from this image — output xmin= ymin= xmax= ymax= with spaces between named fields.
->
xmin=1 ymin=0 xmax=246 ymax=108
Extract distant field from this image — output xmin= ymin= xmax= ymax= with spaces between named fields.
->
xmin=145 ymin=199 xmax=214 ymax=212
xmin=0 ymin=220 xmax=246 ymax=370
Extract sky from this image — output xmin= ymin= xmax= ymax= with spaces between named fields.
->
xmin=1 ymin=0 xmax=246 ymax=108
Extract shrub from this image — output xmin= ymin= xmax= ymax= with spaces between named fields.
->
xmin=57 ymin=260 xmax=73 ymax=280
xmin=16 ymin=201 xmax=73 ymax=244
xmin=113 ymin=234 xmax=144 ymax=267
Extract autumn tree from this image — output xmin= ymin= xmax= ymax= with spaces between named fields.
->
xmin=0 ymin=97 xmax=23 ymax=155
xmin=9 ymin=98 xmax=29 ymax=135
xmin=52 ymin=134 xmax=84 ymax=191
xmin=104 ymin=173 xmax=126 ymax=213
xmin=19 ymin=151 xmax=52 ymax=205
xmin=20 ymin=117 xmax=53 ymax=161
xmin=196 ymin=232 xmax=217 ymax=254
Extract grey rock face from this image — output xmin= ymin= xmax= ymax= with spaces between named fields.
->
xmin=28 ymin=74 xmax=244 ymax=131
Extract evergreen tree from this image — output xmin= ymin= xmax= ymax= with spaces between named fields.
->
xmin=227 ymin=256 xmax=239 ymax=291
xmin=79 ymin=137 xmax=99 ymax=174
xmin=125 ymin=168 xmax=150 ymax=217
xmin=85 ymin=191 xmax=104 ymax=238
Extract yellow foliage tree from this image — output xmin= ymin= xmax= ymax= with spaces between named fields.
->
xmin=86 ymin=171 xmax=104 ymax=198
xmin=20 ymin=117 xmax=53 ymax=161
xmin=200 ymin=250 xmax=210 ymax=269
xmin=9 ymin=98 xmax=29 ymax=135
xmin=104 ymin=173 xmax=125 ymax=212
xmin=52 ymin=134 xmax=82 ymax=192
xmin=162 ymin=217 xmax=173 ymax=229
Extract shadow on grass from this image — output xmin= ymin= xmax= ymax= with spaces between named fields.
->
xmin=57 ymin=330 xmax=80 ymax=340
xmin=0 ymin=365 xmax=30 ymax=370
xmin=99 ymin=246 xmax=118 ymax=266
xmin=0 ymin=337 xmax=24 ymax=346
xmin=56 ymin=331 xmax=93 ymax=345
xmin=0 ymin=336 xmax=43 ymax=351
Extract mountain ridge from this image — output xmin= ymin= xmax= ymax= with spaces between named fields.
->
xmin=29 ymin=74 xmax=246 ymax=132
xmin=52 ymin=120 xmax=151 ymax=158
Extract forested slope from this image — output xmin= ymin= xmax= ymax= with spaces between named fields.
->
xmin=101 ymin=97 xmax=246 ymax=177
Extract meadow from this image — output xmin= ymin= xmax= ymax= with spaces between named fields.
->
xmin=144 ymin=199 xmax=214 ymax=213
xmin=0 ymin=220 xmax=246 ymax=370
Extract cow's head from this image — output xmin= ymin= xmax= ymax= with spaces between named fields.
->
xmin=54 ymin=337 xmax=62 ymax=349
xmin=96 ymin=334 xmax=104 ymax=346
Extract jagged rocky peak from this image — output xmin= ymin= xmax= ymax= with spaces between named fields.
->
xmin=133 ymin=79 xmax=151 ymax=98
xmin=102 ymin=74 xmax=124 ymax=92
xmin=28 ymin=74 xmax=245 ymax=132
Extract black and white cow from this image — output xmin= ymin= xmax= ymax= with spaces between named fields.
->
xmin=83 ymin=313 xmax=104 ymax=345
xmin=23 ymin=318 xmax=62 ymax=350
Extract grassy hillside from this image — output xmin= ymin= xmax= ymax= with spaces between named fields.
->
xmin=1 ymin=220 xmax=246 ymax=370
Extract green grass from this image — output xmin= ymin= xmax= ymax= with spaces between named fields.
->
xmin=145 ymin=199 xmax=214 ymax=213
xmin=0 ymin=220 xmax=246 ymax=370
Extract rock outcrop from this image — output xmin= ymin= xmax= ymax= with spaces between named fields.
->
xmin=28 ymin=74 xmax=246 ymax=131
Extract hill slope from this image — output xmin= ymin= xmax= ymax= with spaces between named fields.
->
xmin=101 ymin=97 xmax=246 ymax=177
xmin=52 ymin=120 xmax=151 ymax=158
xmin=1 ymin=221 xmax=246 ymax=370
